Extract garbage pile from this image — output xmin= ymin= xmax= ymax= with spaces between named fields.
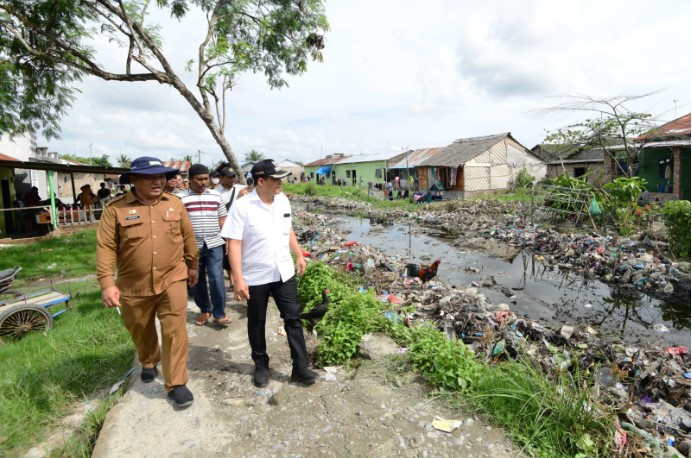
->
xmin=292 ymin=206 xmax=691 ymax=457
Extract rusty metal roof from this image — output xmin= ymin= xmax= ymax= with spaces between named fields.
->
xmin=162 ymin=160 xmax=192 ymax=172
xmin=637 ymin=114 xmax=691 ymax=141
xmin=388 ymin=147 xmax=444 ymax=169
xmin=304 ymin=155 xmax=350 ymax=167
xmin=0 ymin=153 xmax=20 ymax=161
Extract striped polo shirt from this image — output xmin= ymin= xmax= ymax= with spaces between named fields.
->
xmin=177 ymin=188 xmax=228 ymax=249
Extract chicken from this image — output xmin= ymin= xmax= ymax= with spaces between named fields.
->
xmin=404 ymin=260 xmax=441 ymax=283
xmin=300 ymin=289 xmax=330 ymax=329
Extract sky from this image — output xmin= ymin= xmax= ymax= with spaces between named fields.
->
xmin=38 ymin=0 xmax=691 ymax=167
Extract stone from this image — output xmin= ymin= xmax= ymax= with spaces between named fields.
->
xmin=359 ymin=333 xmax=400 ymax=359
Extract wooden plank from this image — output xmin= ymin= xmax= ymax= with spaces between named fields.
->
xmin=0 ymin=291 xmax=70 ymax=308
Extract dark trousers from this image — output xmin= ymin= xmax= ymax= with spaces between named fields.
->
xmin=247 ymin=276 xmax=308 ymax=369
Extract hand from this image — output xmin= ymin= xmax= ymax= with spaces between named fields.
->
xmin=188 ymin=269 xmax=199 ymax=287
xmin=296 ymin=255 xmax=307 ymax=276
xmin=102 ymin=286 xmax=121 ymax=308
xmin=234 ymin=278 xmax=250 ymax=302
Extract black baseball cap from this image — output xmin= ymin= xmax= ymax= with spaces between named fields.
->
xmin=251 ymin=159 xmax=291 ymax=181
xmin=220 ymin=167 xmax=238 ymax=178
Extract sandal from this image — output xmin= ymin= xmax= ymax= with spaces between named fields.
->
xmin=213 ymin=316 xmax=231 ymax=325
xmin=195 ymin=312 xmax=211 ymax=326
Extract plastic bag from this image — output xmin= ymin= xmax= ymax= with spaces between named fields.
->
xmin=589 ymin=198 xmax=602 ymax=216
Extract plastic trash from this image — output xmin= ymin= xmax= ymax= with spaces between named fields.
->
xmin=653 ymin=324 xmax=670 ymax=333
xmin=663 ymin=346 xmax=689 ymax=355
xmin=431 ymin=417 xmax=462 ymax=433
xmin=343 ymin=241 xmax=359 ymax=247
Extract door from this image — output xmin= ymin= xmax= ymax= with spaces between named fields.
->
xmin=1 ymin=178 xmax=15 ymax=236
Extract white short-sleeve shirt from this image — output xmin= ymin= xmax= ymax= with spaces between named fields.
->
xmin=220 ymin=189 xmax=295 ymax=286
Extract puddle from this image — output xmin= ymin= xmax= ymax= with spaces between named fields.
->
xmin=335 ymin=215 xmax=690 ymax=348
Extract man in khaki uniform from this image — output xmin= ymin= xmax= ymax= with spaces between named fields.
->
xmin=96 ymin=157 xmax=199 ymax=408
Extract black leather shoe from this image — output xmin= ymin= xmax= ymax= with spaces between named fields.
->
xmin=253 ymin=367 xmax=269 ymax=387
xmin=167 ymin=385 xmax=194 ymax=408
xmin=291 ymin=367 xmax=318 ymax=385
xmin=141 ymin=366 xmax=157 ymax=383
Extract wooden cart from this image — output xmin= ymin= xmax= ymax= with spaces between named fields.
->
xmin=0 ymin=268 xmax=72 ymax=343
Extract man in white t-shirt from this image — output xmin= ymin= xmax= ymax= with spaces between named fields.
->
xmin=220 ymin=159 xmax=318 ymax=388
xmin=217 ymin=168 xmax=246 ymax=211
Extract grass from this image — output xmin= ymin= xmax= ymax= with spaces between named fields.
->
xmin=0 ymin=230 xmax=98 ymax=282
xmin=469 ymin=187 xmax=533 ymax=203
xmin=0 ymin=231 xmax=133 ymax=456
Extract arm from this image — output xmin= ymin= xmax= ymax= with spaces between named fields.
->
xmin=289 ymin=227 xmax=306 ymax=276
xmin=228 ymin=238 xmax=249 ymax=301
xmin=180 ymin=207 xmax=200 ymax=287
xmin=95 ymin=205 xmax=120 ymax=307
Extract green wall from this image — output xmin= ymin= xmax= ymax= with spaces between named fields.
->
xmin=639 ymin=147 xmax=691 ymax=200
xmin=332 ymin=161 xmax=388 ymax=185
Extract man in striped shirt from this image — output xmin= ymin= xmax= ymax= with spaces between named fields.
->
xmin=178 ymin=164 xmax=230 ymax=326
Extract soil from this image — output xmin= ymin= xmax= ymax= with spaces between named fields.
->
xmin=92 ymin=296 xmax=525 ymax=457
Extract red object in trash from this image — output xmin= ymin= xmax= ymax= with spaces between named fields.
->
xmin=344 ymin=241 xmax=359 ymax=247
xmin=301 ymin=249 xmax=311 ymax=258
xmin=345 ymin=262 xmax=353 ymax=272
xmin=664 ymin=346 xmax=689 ymax=355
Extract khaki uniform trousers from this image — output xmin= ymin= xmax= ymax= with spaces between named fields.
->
xmin=120 ymin=280 xmax=189 ymax=391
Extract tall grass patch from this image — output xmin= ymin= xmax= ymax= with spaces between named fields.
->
xmin=0 ymin=280 xmax=132 ymax=456
xmin=0 ymin=230 xmax=97 ymax=281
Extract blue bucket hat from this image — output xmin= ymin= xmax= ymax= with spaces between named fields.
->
xmin=119 ymin=157 xmax=179 ymax=184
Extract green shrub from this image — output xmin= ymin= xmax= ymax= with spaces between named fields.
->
xmin=408 ymin=323 xmax=480 ymax=392
xmin=515 ymin=168 xmax=535 ymax=189
xmin=662 ymin=200 xmax=691 ymax=260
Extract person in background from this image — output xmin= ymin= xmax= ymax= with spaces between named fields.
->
xmin=96 ymin=156 xmax=199 ymax=409
xmin=177 ymin=164 xmax=230 ymax=326
xmin=164 ymin=173 xmax=179 ymax=194
xmin=221 ymin=159 xmax=318 ymax=388
xmin=236 ymin=177 xmax=254 ymax=198
xmin=78 ymin=184 xmax=98 ymax=221
xmin=216 ymin=167 xmax=246 ymax=290
xmin=209 ymin=170 xmax=221 ymax=190
xmin=25 ymin=186 xmax=42 ymax=207
xmin=97 ymin=182 xmax=111 ymax=205
xmin=176 ymin=173 xmax=184 ymax=190
xmin=115 ymin=185 xmax=128 ymax=196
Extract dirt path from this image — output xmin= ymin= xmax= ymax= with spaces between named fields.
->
xmin=93 ymin=296 xmax=525 ymax=457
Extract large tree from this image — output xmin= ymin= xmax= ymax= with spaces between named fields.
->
xmin=539 ymin=94 xmax=659 ymax=178
xmin=0 ymin=0 xmax=328 ymax=175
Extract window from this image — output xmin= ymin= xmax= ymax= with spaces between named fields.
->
xmin=346 ymin=170 xmax=351 ymax=178
xmin=375 ymin=168 xmax=382 ymax=178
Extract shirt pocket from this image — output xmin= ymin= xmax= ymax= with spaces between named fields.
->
xmin=118 ymin=216 xmax=146 ymax=240
xmin=162 ymin=212 xmax=182 ymax=236
xmin=248 ymin=221 xmax=271 ymax=240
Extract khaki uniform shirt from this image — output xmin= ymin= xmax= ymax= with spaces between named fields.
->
xmin=96 ymin=191 xmax=199 ymax=297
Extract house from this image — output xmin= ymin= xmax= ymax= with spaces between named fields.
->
xmin=388 ymin=147 xmax=444 ymax=190
xmin=275 ymin=159 xmax=304 ymax=183
xmin=636 ymin=113 xmax=690 ymax=201
xmin=304 ymin=154 xmax=349 ymax=183
xmin=330 ymin=151 xmax=409 ymax=186
xmin=532 ymin=143 xmax=614 ymax=185
xmin=417 ymin=133 xmax=546 ymax=198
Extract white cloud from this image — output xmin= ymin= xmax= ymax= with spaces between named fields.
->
xmin=39 ymin=0 xmax=691 ymax=166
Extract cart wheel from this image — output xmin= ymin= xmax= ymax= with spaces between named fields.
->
xmin=0 ymin=305 xmax=54 ymax=343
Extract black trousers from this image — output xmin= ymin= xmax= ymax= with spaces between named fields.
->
xmin=247 ymin=276 xmax=309 ymax=369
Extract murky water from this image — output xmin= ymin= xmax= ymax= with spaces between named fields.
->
xmin=335 ymin=215 xmax=690 ymax=348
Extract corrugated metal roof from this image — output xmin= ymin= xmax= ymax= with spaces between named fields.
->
xmin=163 ymin=160 xmax=191 ymax=172
xmin=420 ymin=133 xmax=509 ymax=167
xmin=305 ymin=155 xmax=350 ymax=167
xmin=637 ymin=114 xmax=691 ymax=141
xmin=335 ymin=151 xmax=407 ymax=164
xmin=0 ymin=153 xmax=20 ymax=161
xmin=388 ymin=147 xmax=444 ymax=168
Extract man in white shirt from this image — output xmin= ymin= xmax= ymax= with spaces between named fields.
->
xmin=217 ymin=167 xmax=246 ymax=211
xmin=220 ymin=159 xmax=318 ymax=388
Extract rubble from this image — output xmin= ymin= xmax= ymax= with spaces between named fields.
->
xmin=291 ymin=201 xmax=691 ymax=456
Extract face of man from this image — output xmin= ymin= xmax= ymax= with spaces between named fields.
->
xmin=164 ymin=176 xmax=178 ymax=192
xmin=176 ymin=175 xmax=183 ymax=187
xmin=130 ymin=174 xmax=165 ymax=201
xmin=189 ymin=174 xmax=209 ymax=193
xmin=221 ymin=175 xmax=237 ymax=189
xmin=259 ymin=176 xmax=283 ymax=195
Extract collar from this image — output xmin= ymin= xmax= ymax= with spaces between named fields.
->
xmin=126 ymin=190 xmax=170 ymax=205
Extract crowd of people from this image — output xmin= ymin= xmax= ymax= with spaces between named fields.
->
xmin=95 ymin=157 xmax=315 ymax=409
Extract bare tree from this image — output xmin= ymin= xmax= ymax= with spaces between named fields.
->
xmin=0 ymin=0 xmax=328 ymax=176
